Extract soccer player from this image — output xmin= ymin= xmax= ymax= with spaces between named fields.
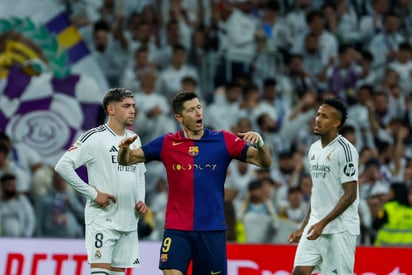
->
xmin=55 ymin=88 xmax=148 ymax=275
xmin=288 ymin=98 xmax=360 ymax=274
xmin=117 ymin=92 xmax=272 ymax=275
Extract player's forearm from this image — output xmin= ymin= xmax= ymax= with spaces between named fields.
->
xmin=257 ymin=145 xmax=272 ymax=168
xmin=117 ymin=147 xmax=131 ymax=165
xmin=320 ymin=187 xmax=357 ymax=227
xmin=299 ymin=203 xmax=311 ymax=231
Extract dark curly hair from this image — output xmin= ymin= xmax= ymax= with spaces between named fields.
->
xmin=324 ymin=97 xmax=347 ymax=128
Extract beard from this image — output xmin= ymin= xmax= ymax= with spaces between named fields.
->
xmin=4 ymin=190 xmax=17 ymax=198
xmin=96 ymin=44 xmax=106 ymax=52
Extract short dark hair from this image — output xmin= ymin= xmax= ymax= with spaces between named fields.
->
xmin=0 ymin=132 xmax=10 ymax=142
xmin=102 ymin=88 xmax=134 ymax=114
xmin=324 ymin=97 xmax=347 ymax=128
xmin=339 ymin=124 xmax=355 ymax=136
xmin=171 ymin=92 xmax=198 ymax=114
xmin=0 ymin=173 xmax=16 ymax=185
xmin=0 ymin=143 xmax=9 ymax=154
xmin=248 ymin=179 xmax=263 ymax=191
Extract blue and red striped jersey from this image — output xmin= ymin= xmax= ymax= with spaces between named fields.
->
xmin=142 ymin=128 xmax=249 ymax=231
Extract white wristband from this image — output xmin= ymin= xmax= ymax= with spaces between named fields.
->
xmin=254 ymin=132 xmax=264 ymax=148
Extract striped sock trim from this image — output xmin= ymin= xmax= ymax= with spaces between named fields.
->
xmin=90 ymin=267 xmax=110 ymax=275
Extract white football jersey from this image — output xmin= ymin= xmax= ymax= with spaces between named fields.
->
xmin=56 ymin=124 xmax=146 ymax=232
xmin=307 ymin=135 xmax=360 ymax=235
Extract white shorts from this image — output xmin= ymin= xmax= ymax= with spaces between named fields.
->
xmin=85 ymin=221 xmax=140 ymax=268
xmin=293 ymin=227 xmax=357 ymax=274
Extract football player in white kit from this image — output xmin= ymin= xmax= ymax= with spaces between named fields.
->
xmin=288 ymin=97 xmax=359 ymax=275
xmin=55 ymin=88 xmax=148 ymax=275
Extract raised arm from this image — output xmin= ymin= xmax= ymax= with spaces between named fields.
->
xmin=238 ymin=131 xmax=272 ymax=168
xmin=118 ymin=135 xmax=146 ymax=165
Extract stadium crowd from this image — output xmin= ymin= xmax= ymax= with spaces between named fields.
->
xmin=1 ymin=0 xmax=412 ymax=247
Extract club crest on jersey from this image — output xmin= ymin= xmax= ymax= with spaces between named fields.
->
xmin=188 ymin=146 xmax=199 ymax=156
xmin=326 ymin=151 xmax=334 ymax=161
xmin=160 ymin=253 xmax=168 ymax=262
xmin=94 ymin=250 xmax=101 ymax=259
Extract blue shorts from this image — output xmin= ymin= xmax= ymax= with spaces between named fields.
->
xmin=159 ymin=229 xmax=227 ymax=275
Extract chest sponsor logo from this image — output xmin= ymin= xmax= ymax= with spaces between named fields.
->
xmin=172 ymin=163 xmax=217 ymax=171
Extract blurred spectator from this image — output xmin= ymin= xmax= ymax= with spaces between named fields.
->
xmin=322 ymin=0 xmax=361 ymax=45
xmin=159 ymin=43 xmax=199 ymax=99
xmin=378 ymin=68 xmax=407 ymax=120
xmin=0 ymin=143 xmax=29 ymax=194
xmin=228 ymin=159 xmax=257 ymax=207
xmin=134 ymin=67 xmax=177 ymax=143
xmin=347 ymin=84 xmax=376 ymax=150
xmin=237 ymin=179 xmax=279 ymax=243
xmin=368 ymin=12 xmax=405 ymax=75
xmin=0 ymin=173 xmax=35 ymax=237
xmin=90 ymin=19 xmax=129 ymax=87
xmin=128 ymin=19 xmax=160 ymax=65
xmin=157 ymin=19 xmax=182 ymax=69
xmin=374 ymin=183 xmax=412 ymax=246
xmin=120 ymin=45 xmax=158 ymax=93
xmin=323 ymin=44 xmax=364 ymax=105
xmin=258 ymin=0 xmax=291 ymax=55
xmin=238 ymin=83 xmax=261 ymax=128
xmin=251 ymin=30 xmax=280 ymax=92
xmin=146 ymin=177 xmax=168 ymax=241
xmin=285 ymin=0 xmax=311 ymax=43
xmin=388 ymin=42 xmax=412 ymax=94
xmin=278 ymin=186 xmax=307 ymax=223
xmin=219 ymin=2 xmax=258 ymax=82
xmin=359 ymin=157 xmax=390 ymax=200
xmin=298 ymin=173 xmax=312 ymax=203
xmin=0 ymin=132 xmax=43 ymax=193
xmin=301 ymin=32 xmax=324 ymax=89
xmin=188 ymin=27 xmax=214 ymax=99
xmin=0 ymin=132 xmax=43 ymax=176
xmin=275 ymin=186 xmax=307 ymax=243
xmin=285 ymin=54 xmax=317 ymax=101
xmin=356 ymin=50 xmax=379 ymax=87
xmin=35 ymin=171 xmax=84 ymax=238
xmin=205 ymin=82 xmax=242 ymax=130
xmin=292 ymin=10 xmax=338 ymax=68
xmin=359 ymin=0 xmax=389 ymax=43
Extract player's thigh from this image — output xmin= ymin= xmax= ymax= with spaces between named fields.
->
xmin=293 ymin=228 xmax=321 ymax=270
xmin=159 ymin=229 xmax=193 ymax=273
xmin=112 ymin=230 xmax=140 ymax=268
xmin=322 ymin=232 xmax=357 ymax=274
xmin=192 ymin=231 xmax=227 ymax=275
xmin=85 ymin=222 xmax=118 ymax=264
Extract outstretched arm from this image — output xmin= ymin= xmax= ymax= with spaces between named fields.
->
xmin=118 ymin=135 xmax=146 ymax=165
xmin=238 ymin=131 xmax=272 ymax=168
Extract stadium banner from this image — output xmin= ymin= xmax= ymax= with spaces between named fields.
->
xmin=1 ymin=238 xmax=412 ymax=275
xmin=0 ymin=0 xmax=108 ymax=166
